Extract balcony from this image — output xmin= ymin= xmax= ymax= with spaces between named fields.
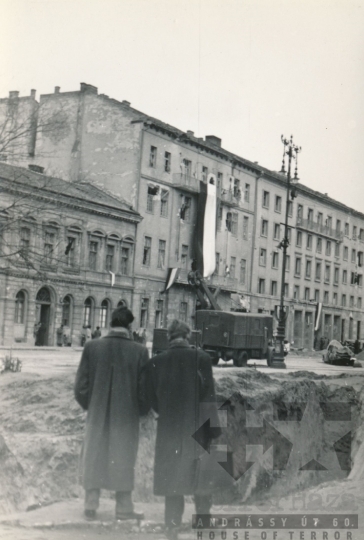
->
xmin=220 ymin=189 xmax=241 ymax=207
xmin=209 ymin=274 xmax=238 ymax=291
xmin=296 ymin=217 xmax=344 ymax=242
xmin=177 ymin=268 xmax=188 ymax=282
xmin=177 ymin=270 xmax=238 ymax=291
xmin=172 ymin=173 xmax=200 ymax=193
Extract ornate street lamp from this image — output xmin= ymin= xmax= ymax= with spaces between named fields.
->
xmin=273 ymin=135 xmax=301 ymax=368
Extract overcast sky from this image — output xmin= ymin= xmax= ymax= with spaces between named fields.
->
xmin=1 ymin=0 xmax=364 ymax=212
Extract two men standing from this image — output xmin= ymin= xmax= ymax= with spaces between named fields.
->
xmin=74 ymin=310 xmax=221 ymax=536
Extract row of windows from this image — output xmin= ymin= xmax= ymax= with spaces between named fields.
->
xmin=146 ymin=186 xmax=253 ymax=237
xmin=148 ymin=146 xmax=251 ymax=202
xmin=262 ymin=191 xmax=288 ymax=213
xmin=261 ymin=194 xmax=364 ymax=239
xmin=146 ymin=186 xmax=180 ymax=218
xmin=256 ymin=280 xmax=363 ymax=308
xmin=260 ymin=220 xmax=364 ymax=263
xmin=217 ymin=210 xmax=250 ymax=238
xmin=140 ymin=297 xmax=189 ymax=328
xmin=214 ymin=254 xmax=247 ymax=284
xmin=259 ymin=249 xmax=364 ymax=286
xmin=141 ymin=238 xmax=248 ymax=284
xmin=148 ymin=149 xmax=364 ymax=241
xmin=14 ymin=289 xmax=190 ymax=333
xmin=14 ymin=291 xmax=126 ymax=329
xmin=18 ymin=226 xmax=134 ymax=274
xmin=142 ymin=238 xmax=189 ymax=269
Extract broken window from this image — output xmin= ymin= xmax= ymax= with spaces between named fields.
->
xmin=226 ymin=211 xmax=232 ymax=232
xmin=143 ymin=236 xmax=152 ymax=266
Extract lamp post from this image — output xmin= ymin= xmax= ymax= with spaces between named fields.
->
xmin=273 ymin=135 xmax=301 ymax=368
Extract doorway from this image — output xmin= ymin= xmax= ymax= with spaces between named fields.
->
xmin=324 ymin=314 xmax=332 ymax=342
xmin=304 ymin=312 xmax=313 ymax=349
xmin=333 ymin=316 xmax=341 ymax=341
xmin=294 ymin=311 xmax=303 ymax=349
xmin=341 ymin=319 xmax=346 ymax=342
xmin=35 ymin=287 xmax=52 ymax=346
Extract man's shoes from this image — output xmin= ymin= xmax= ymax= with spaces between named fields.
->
xmin=84 ymin=509 xmax=96 ymax=520
xmin=115 ymin=510 xmax=145 ymax=521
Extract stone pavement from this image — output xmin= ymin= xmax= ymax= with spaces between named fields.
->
xmin=0 ymin=491 xmax=363 ymax=539
xmin=0 ymin=498 xmax=171 ymax=531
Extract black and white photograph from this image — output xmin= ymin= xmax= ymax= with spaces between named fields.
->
xmin=0 ymin=1 xmax=363 ymax=539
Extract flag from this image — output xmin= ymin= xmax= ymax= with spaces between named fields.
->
xmin=162 ymin=267 xmax=180 ymax=293
xmin=195 ymin=180 xmax=217 ymax=278
xmin=109 ymin=271 xmax=115 ymax=287
xmin=65 ymin=237 xmax=75 ymax=255
xmin=314 ymin=302 xmax=323 ymax=332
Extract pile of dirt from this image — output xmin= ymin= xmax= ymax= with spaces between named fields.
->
xmin=0 ymin=369 xmax=362 ymax=514
xmin=216 ymin=374 xmax=360 ymax=504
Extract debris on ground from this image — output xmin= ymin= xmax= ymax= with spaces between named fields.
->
xmin=0 ymin=356 xmax=22 ymax=374
xmin=0 ymin=367 xmax=364 ymax=518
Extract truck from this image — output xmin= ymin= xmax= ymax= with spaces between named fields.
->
xmin=196 ymin=309 xmax=274 ymax=367
xmin=152 ymin=269 xmax=275 ymax=367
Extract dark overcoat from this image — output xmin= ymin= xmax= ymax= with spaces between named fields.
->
xmin=74 ymin=331 xmax=149 ymax=491
xmin=142 ymin=342 xmax=221 ymax=496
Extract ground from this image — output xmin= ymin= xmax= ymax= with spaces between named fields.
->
xmin=0 ymin=347 xmax=363 ymax=540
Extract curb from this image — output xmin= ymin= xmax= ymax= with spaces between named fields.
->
xmin=0 ymin=519 xmax=164 ymax=533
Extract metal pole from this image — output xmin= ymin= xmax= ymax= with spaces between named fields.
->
xmin=273 ymin=147 xmax=292 ymax=367
xmin=273 ymin=135 xmax=301 ymax=367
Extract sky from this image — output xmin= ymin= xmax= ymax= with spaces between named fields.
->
xmin=1 ymin=0 xmax=364 ymax=211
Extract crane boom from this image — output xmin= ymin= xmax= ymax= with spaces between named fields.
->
xmin=187 ymin=270 xmax=222 ymax=311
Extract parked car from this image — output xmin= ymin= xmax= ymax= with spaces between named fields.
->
xmin=322 ymin=340 xmax=355 ymax=366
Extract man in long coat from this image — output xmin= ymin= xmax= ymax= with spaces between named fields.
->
xmin=74 ymin=306 xmax=149 ymax=520
xmin=141 ymin=319 xmax=221 ymax=537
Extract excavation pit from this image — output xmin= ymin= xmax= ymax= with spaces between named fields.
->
xmin=0 ymin=369 xmax=362 ymax=515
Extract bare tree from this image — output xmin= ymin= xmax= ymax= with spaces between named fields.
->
xmin=0 ymin=99 xmax=82 ymax=275
xmin=0 ymin=166 xmax=79 ymax=277
xmin=0 ymin=95 xmax=68 ymax=164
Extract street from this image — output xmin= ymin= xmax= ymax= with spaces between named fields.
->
xmin=0 ymin=346 xmax=360 ymax=377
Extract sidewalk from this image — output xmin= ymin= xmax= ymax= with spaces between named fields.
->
xmin=0 ymin=499 xmax=192 ymax=531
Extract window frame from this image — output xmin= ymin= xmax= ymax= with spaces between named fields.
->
xmin=142 ymin=236 xmax=152 ymax=267
xmin=149 ymin=146 xmax=157 ymax=168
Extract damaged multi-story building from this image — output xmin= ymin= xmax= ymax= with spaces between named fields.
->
xmin=0 ymin=83 xmax=363 ymax=348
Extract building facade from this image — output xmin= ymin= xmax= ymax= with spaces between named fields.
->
xmin=0 ymin=163 xmax=141 ymax=346
xmin=0 ymin=83 xmax=363 ymax=347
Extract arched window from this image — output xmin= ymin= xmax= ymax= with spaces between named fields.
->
xmin=14 ymin=291 xmax=26 ymax=323
xmin=83 ymin=297 xmax=94 ymax=326
xmin=117 ymin=299 xmax=128 ymax=308
xmin=36 ymin=287 xmax=51 ymax=303
xmin=62 ymin=295 xmax=73 ymax=327
xmin=99 ymin=299 xmax=110 ymax=328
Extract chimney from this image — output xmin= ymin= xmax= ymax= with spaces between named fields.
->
xmin=30 ymin=89 xmax=36 ymax=99
xmin=205 ymin=135 xmax=222 ymax=147
xmin=54 ymin=86 xmax=60 ymax=94
xmin=121 ymin=100 xmax=131 ymax=107
xmin=186 ymin=130 xmax=194 ymax=137
xmin=9 ymin=91 xmax=19 ymax=99
xmin=80 ymin=83 xmax=98 ymax=94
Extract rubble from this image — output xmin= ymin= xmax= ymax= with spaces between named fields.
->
xmin=0 ymin=369 xmax=363 ymax=519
